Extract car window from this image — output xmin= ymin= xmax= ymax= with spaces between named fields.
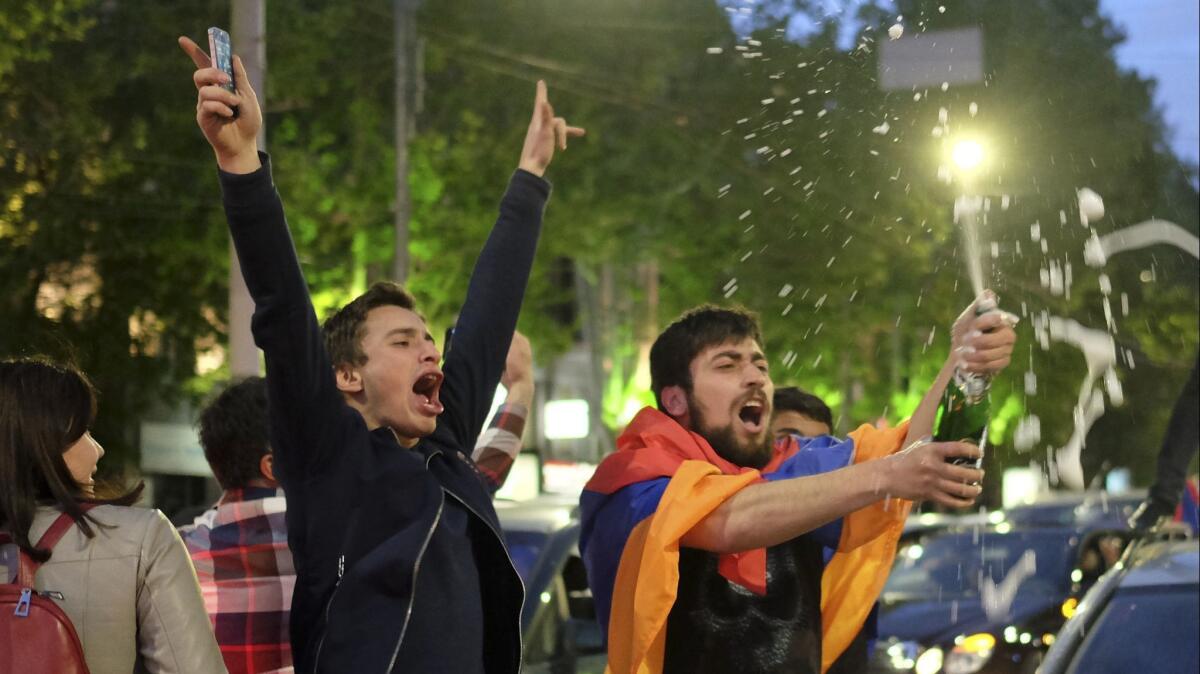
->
xmin=1066 ymin=586 xmax=1200 ymax=674
xmin=886 ymin=529 xmax=1073 ymax=599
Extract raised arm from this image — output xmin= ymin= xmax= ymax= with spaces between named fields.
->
xmin=472 ymin=332 xmax=534 ymax=493
xmin=180 ymin=36 xmax=346 ymax=481
xmin=434 ymin=82 xmax=583 ymax=453
xmin=905 ymin=291 xmax=1018 ymax=447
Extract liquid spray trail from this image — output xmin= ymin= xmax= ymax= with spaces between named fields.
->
xmin=1084 ymin=219 xmax=1200 ymax=267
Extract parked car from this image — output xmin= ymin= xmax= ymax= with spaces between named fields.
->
xmin=871 ymin=521 xmax=1133 ymax=674
xmin=1039 ymin=537 xmax=1199 ymax=674
xmin=495 ymin=497 xmax=607 ymax=674
xmin=1001 ymin=490 xmax=1145 ymax=529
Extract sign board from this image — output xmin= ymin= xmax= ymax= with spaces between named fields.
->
xmin=140 ymin=421 xmax=213 ymax=477
xmin=878 ymin=27 xmax=984 ymax=91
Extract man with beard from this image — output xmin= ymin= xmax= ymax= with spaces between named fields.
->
xmin=580 ymin=298 xmax=1015 ymax=674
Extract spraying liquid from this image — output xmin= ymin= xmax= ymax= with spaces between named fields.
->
xmin=981 ymin=549 xmax=1037 ymax=622
xmin=1042 ymin=316 xmax=1120 ymax=490
xmin=1052 ymin=203 xmax=1199 ymax=487
xmin=1084 ymin=219 xmax=1200 ymax=267
xmin=954 ymin=195 xmax=988 ymax=298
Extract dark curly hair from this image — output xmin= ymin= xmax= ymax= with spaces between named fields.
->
xmin=649 ymin=304 xmax=763 ymax=409
xmin=321 ymin=281 xmax=419 ymax=368
xmin=197 ymin=376 xmax=270 ymax=490
xmin=772 ymin=386 xmax=834 ymax=430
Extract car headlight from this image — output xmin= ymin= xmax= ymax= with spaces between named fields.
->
xmin=882 ymin=641 xmax=943 ymax=673
xmin=884 ymin=640 xmax=919 ymax=670
xmin=915 ymin=647 xmax=944 ymax=674
xmin=944 ymin=633 xmax=995 ymax=674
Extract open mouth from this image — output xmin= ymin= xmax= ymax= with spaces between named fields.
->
xmin=737 ymin=399 xmax=766 ymax=433
xmin=412 ymin=371 xmax=445 ymax=416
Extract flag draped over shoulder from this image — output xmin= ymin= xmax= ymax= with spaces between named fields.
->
xmin=582 ymin=407 xmax=911 ymax=674
xmin=821 ymin=423 xmax=912 ymax=672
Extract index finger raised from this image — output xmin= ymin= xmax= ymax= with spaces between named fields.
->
xmin=178 ymin=36 xmax=211 ymax=69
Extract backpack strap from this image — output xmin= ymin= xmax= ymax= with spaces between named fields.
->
xmin=15 ymin=504 xmax=96 ymax=587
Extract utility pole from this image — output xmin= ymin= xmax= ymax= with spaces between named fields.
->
xmin=229 ymin=0 xmax=266 ymax=376
xmin=392 ymin=0 xmax=421 ymax=283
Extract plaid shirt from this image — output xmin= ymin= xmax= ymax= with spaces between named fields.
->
xmin=473 ymin=402 xmax=527 ymax=492
xmin=180 ymin=486 xmax=294 ymax=674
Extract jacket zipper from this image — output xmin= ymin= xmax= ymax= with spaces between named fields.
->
xmin=310 ymin=557 xmax=343 ymax=668
xmin=385 ymin=450 xmax=448 ymax=672
xmin=441 ymin=486 xmax=526 ymax=674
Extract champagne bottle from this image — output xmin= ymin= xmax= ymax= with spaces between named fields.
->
xmin=935 ymin=298 xmax=998 ymax=468
xmin=934 ymin=371 xmax=990 ymax=468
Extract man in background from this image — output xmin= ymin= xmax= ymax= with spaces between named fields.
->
xmin=180 ymin=377 xmax=294 ymax=674
xmin=770 ymin=386 xmax=833 ymax=440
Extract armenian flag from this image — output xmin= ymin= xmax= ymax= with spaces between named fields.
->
xmin=579 ymin=406 xmax=912 ymax=674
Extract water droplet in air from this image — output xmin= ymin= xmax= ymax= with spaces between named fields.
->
xmin=1077 ymin=188 xmax=1105 ymax=226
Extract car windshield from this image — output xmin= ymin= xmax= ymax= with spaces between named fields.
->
xmin=885 ymin=529 xmax=1075 ymax=600
xmin=502 ymin=529 xmax=548 ymax=584
xmin=1066 ymin=587 xmax=1200 ymax=674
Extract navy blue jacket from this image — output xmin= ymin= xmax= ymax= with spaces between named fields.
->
xmin=219 ymin=155 xmax=548 ymax=673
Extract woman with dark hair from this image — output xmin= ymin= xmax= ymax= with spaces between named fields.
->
xmin=0 ymin=357 xmax=226 ymax=673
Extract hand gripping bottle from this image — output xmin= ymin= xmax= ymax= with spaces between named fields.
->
xmin=934 ymin=297 xmax=1000 ymax=469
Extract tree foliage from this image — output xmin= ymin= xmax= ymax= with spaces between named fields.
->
xmin=0 ymin=0 xmax=1194 ymax=492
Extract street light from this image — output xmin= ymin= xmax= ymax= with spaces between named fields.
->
xmin=951 ymin=138 xmax=986 ymax=173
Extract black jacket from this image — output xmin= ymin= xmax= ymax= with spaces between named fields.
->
xmin=219 ymin=155 xmax=549 ymax=673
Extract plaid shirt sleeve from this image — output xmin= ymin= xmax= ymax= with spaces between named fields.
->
xmin=472 ymin=402 xmax=527 ymax=494
xmin=180 ymin=489 xmax=294 ymax=674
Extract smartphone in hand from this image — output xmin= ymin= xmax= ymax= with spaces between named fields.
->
xmin=207 ymin=27 xmax=239 ymax=118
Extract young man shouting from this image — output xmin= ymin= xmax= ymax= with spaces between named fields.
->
xmin=180 ymin=36 xmax=582 ymax=674
xmin=581 ymin=297 xmax=1015 ymax=674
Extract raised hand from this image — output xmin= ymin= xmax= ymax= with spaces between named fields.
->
xmin=951 ymin=290 xmax=1018 ymax=375
xmin=178 ymin=36 xmax=263 ymax=174
xmin=518 ymin=80 xmax=585 ymax=177
xmin=501 ymin=331 xmax=533 ymax=390
xmin=501 ymin=331 xmax=534 ymax=406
